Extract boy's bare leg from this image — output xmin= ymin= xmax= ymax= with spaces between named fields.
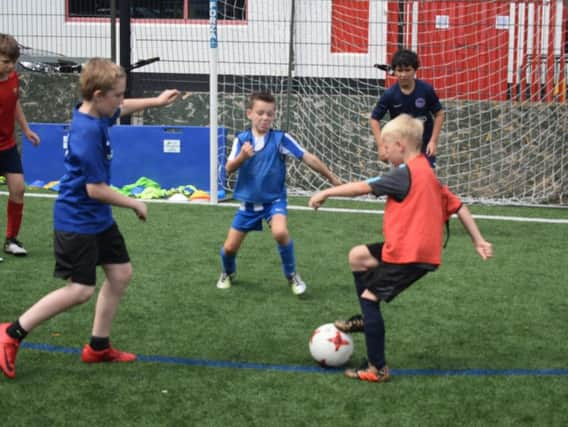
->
xmin=90 ymin=263 xmax=132 ymax=337
xmin=80 ymin=262 xmax=136 ymax=363
xmin=19 ymin=283 xmax=95 ymax=331
xmin=5 ymin=173 xmax=25 ymax=204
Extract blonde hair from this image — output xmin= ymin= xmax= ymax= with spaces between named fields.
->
xmin=381 ymin=114 xmax=423 ymax=150
xmin=79 ymin=58 xmax=126 ymax=101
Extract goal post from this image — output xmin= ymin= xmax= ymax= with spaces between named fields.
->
xmin=212 ymin=0 xmax=567 ymax=205
xmin=209 ymin=0 xmax=219 ymax=204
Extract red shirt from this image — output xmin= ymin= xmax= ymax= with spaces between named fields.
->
xmin=0 ymin=71 xmax=19 ymax=151
xmin=382 ymin=155 xmax=462 ymax=266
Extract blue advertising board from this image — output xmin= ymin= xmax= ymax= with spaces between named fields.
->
xmin=22 ymin=123 xmax=226 ymax=191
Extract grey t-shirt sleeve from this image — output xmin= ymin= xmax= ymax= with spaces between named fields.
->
xmin=366 ymin=165 xmax=410 ymax=202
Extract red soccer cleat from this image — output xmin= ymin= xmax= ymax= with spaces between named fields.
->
xmin=81 ymin=344 xmax=137 ymax=363
xmin=0 ymin=322 xmax=20 ymax=379
xmin=344 ymin=362 xmax=391 ymax=383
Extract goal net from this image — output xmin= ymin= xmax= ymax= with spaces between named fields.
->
xmin=214 ymin=0 xmax=567 ymax=205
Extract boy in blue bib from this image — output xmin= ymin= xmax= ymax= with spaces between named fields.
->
xmin=217 ymin=92 xmax=341 ymax=295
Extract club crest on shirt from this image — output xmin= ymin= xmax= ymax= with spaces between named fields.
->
xmin=415 ymin=97 xmax=426 ymax=108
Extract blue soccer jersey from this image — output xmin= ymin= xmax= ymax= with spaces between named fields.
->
xmin=53 ymin=105 xmax=120 ymax=233
xmin=371 ymin=79 xmax=443 ymax=152
xmin=229 ymin=129 xmax=304 ymax=203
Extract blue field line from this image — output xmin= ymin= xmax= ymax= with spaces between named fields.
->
xmin=20 ymin=342 xmax=568 ymax=377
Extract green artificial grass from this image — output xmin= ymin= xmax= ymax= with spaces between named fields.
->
xmin=1 ymin=195 xmax=567 ymax=426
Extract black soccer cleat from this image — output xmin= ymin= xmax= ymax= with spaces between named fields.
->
xmin=334 ymin=314 xmax=364 ymax=333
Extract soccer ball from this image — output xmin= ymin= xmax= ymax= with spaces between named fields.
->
xmin=309 ymin=323 xmax=354 ymax=367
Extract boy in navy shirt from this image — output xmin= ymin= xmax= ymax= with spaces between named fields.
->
xmin=310 ymin=114 xmax=492 ymax=382
xmin=0 ymin=58 xmax=179 ymax=379
xmin=217 ymin=92 xmax=341 ymax=295
xmin=371 ymin=49 xmax=444 ymax=167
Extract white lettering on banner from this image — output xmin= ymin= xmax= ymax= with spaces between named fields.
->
xmin=209 ymin=1 xmax=218 ymax=48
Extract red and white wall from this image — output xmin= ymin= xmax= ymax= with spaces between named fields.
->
xmin=387 ymin=0 xmax=566 ymax=101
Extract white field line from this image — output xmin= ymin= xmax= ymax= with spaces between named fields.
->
xmin=7 ymin=191 xmax=568 ymax=225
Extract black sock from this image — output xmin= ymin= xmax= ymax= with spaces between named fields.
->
xmin=360 ymin=298 xmax=386 ymax=369
xmin=7 ymin=319 xmax=28 ymax=342
xmin=89 ymin=336 xmax=110 ymax=351
xmin=353 ymin=270 xmax=387 ymax=368
xmin=352 ymin=271 xmax=366 ymax=298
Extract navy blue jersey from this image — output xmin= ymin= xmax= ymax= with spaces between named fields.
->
xmin=371 ymin=79 xmax=443 ymax=151
xmin=53 ymin=105 xmax=120 ymax=233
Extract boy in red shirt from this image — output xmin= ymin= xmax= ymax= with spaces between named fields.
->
xmin=309 ymin=114 xmax=493 ymax=382
xmin=0 ymin=34 xmax=41 ymax=260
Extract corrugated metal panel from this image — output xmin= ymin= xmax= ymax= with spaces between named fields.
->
xmin=385 ymin=0 xmax=566 ymax=102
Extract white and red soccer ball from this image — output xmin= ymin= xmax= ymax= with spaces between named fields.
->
xmin=309 ymin=323 xmax=354 ymax=367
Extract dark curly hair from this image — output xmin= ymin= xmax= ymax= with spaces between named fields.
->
xmin=391 ymin=49 xmax=419 ymax=70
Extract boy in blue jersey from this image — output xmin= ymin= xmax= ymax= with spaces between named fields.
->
xmin=217 ymin=92 xmax=341 ymax=295
xmin=370 ymin=49 xmax=444 ymax=167
xmin=0 ymin=58 xmax=180 ymax=379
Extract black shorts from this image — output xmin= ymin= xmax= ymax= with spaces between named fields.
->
xmin=363 ymin=242 xmax=435 ymax=302
xmin=0 ymin=145 xmax=23 ymax=174
xmin=54 ymin=222 xmax=130 ymax=286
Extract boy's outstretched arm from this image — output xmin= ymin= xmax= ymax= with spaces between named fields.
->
xmin=86 ymin=182 xmax=147 ymax=222
xmin=120 ymin=89 xmax=180 ymax=116
xmin=309 ymin=181 xmax=371 ymax=209
xmin=456 ymin=205 xmax=493 ymax=260
xmin=302 ymin=152 xmax=341 ymax=186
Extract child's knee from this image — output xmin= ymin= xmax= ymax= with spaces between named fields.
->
xmin=115 ymin=264 xmax=133 ymax=284
xmin=348 ymin=245 xmax=369 ymax=269
xmin=70 ymin=284 xmax=96 ymax=304
xmin=104 ymin=263 xmax=133 ymax=288
xmin=271 ymin=226 xmax=289 ymax=244
xmin=223 ymin=242 xmax=239 ymax=255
